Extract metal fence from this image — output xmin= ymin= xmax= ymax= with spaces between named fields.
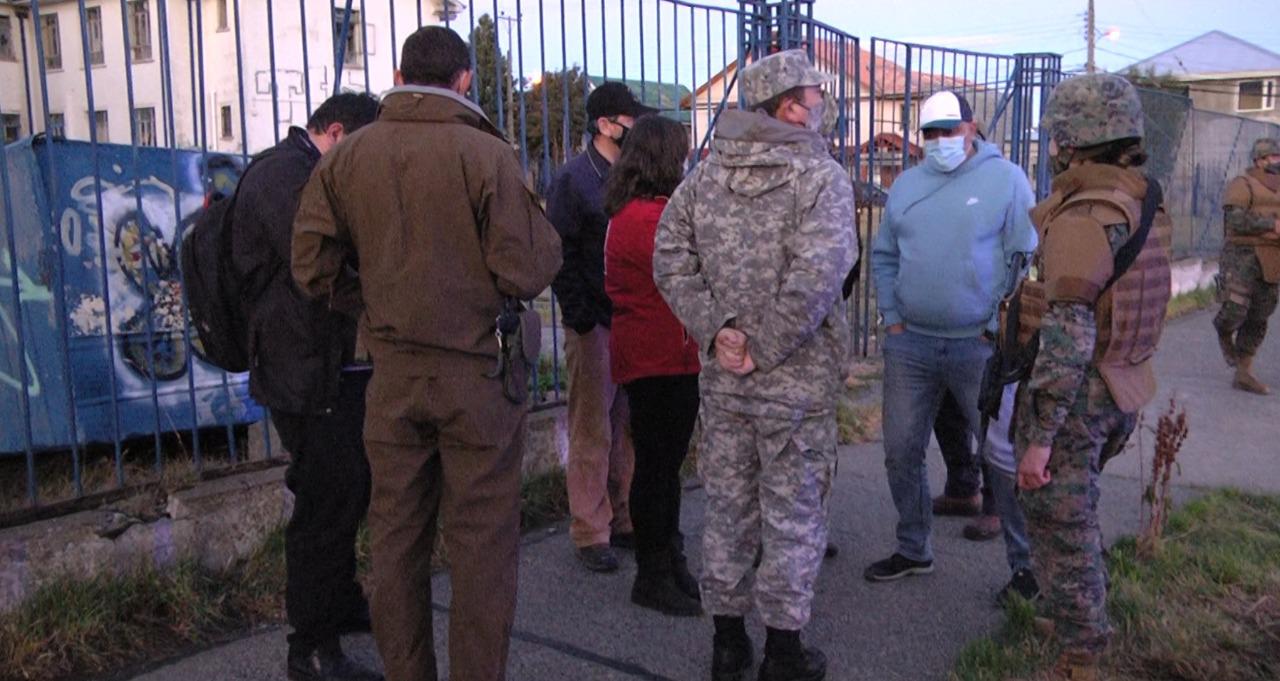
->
xmin=2 ymin=0 xmax=1065 ymax=515
xmin=1138 ymin=87 xmax=1280 ymax=259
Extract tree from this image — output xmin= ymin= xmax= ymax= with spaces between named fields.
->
xmin=469 ymin=14 xmax=515 ymax=138
xmin=520 ymin=67 xmax=590 ymax=190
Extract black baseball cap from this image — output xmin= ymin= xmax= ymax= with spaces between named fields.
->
xmin=586 ymin=82 xmax=659 ymax=121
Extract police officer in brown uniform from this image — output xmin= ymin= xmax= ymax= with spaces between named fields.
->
xmin=1213 ymin=137 xmax=1280 ymax=394
xmin=292 ymin=26 xmax=562 ymax=681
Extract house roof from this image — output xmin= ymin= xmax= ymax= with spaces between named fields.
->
xmin=1126 ymin=30 xmax=1280 ymax=79
xmin=686 ymin=38 xmax=970 ymax=106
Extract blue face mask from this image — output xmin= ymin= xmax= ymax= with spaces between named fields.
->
xmin=924 ymin=135 xmax=969 ymax=173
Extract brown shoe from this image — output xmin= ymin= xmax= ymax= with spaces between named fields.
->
xmin=1234 ymin=356 xmax=1271 ymax=395
xmin=932 ymin=493 xmax=982 ymax=517
xmin=962 ymin=514 xmax=1002 ymax=541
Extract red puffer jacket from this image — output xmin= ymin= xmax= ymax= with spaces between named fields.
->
xmin=604 ymin=197 xmax=702 ymax=384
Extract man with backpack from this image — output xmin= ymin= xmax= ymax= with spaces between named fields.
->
xmin=1016 ymin=73 xmax=1172 ymax=681
xmin=230 ymin=92 xmax=382 ymax=681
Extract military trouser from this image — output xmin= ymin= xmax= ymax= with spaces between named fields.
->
xmin=1016 ymin=371 xmax=1135 ymax=656
xmin=363 ymin=349 xmax=526 ymax=681
xmin=698 ymin=400 xmax=837 ymax=631
xmin=1214 ymin=245 xmax=1280 ymax=357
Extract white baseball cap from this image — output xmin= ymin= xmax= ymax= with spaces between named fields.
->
xmin=919 ymin=91 xmax=974 ymax=131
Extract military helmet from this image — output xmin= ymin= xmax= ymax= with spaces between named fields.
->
xmin=1041 ymin=73 xmax=1144 ymax=149
xmin=1252 ymin=138 xmax=1280 ymax=160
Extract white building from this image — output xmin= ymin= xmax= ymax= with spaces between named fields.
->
xmin=1 ymin=0 xmax=465 ymax=154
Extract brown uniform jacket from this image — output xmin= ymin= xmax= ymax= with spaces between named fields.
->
xmin=1223 ymin=167 xmax=1280 ymax=282
xmin=292 ymin=86 xmax=562 ymax=362
xmin=1030 ymin=164 xmax=1171 ymax=412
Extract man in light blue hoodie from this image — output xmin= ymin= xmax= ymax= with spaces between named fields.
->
xmin=865 ymin=91 xmax=1038 ymax=582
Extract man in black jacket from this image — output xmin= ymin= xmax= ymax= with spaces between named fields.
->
xmin=232 ymin=92 xmax=381 ymax=681
xmin=547 ymin=83 xmax=656 ymax=573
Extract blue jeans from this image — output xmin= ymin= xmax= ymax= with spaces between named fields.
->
xmin=983 ymin=382 xmax=1032 ymax=574
xmin=881 ymin=329 xmax=992 ymax=563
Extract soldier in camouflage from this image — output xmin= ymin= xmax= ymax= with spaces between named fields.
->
xmin=1212 ymin=137 xmax=1280 ymax=394
xmin=1016 ymin=74 xmax=1172 ymax=681
xmin=653 ymin=49 xmax=856 ymax=681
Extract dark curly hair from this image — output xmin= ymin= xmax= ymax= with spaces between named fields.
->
xmin=602 ymin=115 xmax=690 ymax=217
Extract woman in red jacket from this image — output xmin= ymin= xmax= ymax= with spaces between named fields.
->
xmin=603 ymin=115 xmax=702 ymax=617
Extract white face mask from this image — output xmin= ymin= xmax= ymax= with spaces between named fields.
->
xmin=800 ymin=96 xmax=826 ymax=133
xmin=924 ymin=135 xmax=968 ymax=173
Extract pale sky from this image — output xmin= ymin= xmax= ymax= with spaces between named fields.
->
xmin=466 ymin=0 xmax=1278 ymax=84
xmin=809 ymin=0 xmax=1280 ymax=74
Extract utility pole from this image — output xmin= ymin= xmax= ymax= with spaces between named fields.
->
xmin=1085 ymin=0 xmax=1097 ymax=73
xmin=496 ymin=12 xmax=519 ymax=142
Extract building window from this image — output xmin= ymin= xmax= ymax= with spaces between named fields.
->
xmin=41 ymin=14 xmax=62 ymax=70
xmin=93 ymin=110 xmax=109 ymax=142
xmin=1238 ymin=80 xmax=1276 ymax=112
xmin=134 ymin=107 xmax=156 ymax=146
xmin=217 ymin=0 xmax=229 ymax=31
xmin=0 ymin=15 xmax=16 ymax=62
xmin=86 ymin=7 xmax=105 ymax=65
xmin=333 ymin=7 xmax=364 ymax=68
xmin=2 ymin=113 xmax=21 ymax=143
xmin=48 ymin=113 xmax=66 ymax=138
xmin=220 ymin=105 xmax=233 ymax=139
xmin=129 ymin=0 xmax=152 ymax=61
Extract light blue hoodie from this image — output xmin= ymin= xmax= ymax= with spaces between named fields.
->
xmin=871 ymin=140 xmax=1038 ymax=339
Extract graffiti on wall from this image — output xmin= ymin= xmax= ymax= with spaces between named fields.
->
xmin=1 ymin=138 xmax=261 ymax=453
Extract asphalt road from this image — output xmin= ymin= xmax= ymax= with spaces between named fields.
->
xmin=125 ymin=309 xmax=1279 ymax=681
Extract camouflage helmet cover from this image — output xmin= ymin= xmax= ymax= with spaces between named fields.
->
xmin=740 ymin=49 xmax=833 ymax=109
xmin=1041 ymin=73 xmax=1144 ymax=149
xmin=1251 ymin=138 xmax=1280 ymax=160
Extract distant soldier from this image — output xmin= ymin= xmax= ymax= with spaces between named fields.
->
xmin=1017 ymin=74 xmax=1172 ymax=681
xmin=654 ymin=49 xmax=855 ymax=681
xmin=1213 ymin=137 xmax=1280 ymax=394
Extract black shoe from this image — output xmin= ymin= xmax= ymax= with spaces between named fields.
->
xmin=996 ymin=568 xmax=1041 ymax=607
xmin=336 ymin=599 xmax=372 ymax=635
xmin=824 ymin=543 xmax=838 ymax=559
xmin=757 ymin=646 xmax=827 ymax=681
xmin=863 ymin=553 xmax=934 ymax=582
xmin=672 ymin=553 xmax=701 ymax=601
xmin=287 ymin=645 xmax=383 ymax=681
xmin=631 ymin=574 xmax=703 ymax=617
xmin=577 ymin=544 xmax=620 ymax=573
xmin=711 ymin=634 xmax=754 ymax=681
xmin=610 ymin=532 xmax=636 ymax=550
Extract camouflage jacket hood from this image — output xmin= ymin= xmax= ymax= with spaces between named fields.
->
xmin=705 ymin=110 xmax=834 ymax=197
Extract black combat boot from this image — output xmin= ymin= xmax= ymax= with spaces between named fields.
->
xmin=671 ymin=542 xmax=701 ymax=601
xmin=711 ymin=615 xmax=754 ymax=681
xmin=633 ymin=547 xmax=701 ymax=616
xmin=757 ymin=628 xmax=826 ymax=681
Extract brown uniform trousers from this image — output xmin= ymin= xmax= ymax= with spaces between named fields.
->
xmin=364 ymin=347 xmax=526 ymax=681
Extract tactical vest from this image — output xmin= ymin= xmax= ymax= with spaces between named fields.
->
xmin=1224 ymin=168 xmax=1280 ymax=283
xmin=1040 ymin=175 xmax=1172 ymax=413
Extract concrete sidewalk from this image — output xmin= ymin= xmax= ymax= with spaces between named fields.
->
xmin=127 ymin=309 xmax=1280 ymax=681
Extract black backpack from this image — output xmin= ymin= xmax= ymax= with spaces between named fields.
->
xmin=180 ymin=153 xmax=271 ymax=372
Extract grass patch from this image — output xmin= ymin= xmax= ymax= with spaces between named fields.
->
xmin=0 ymin=528 xmax=287 ymax=681
xmin=1166 ymin=286 xmax=1216 ymax=320
xmin=951 ymin=489 xmax=1280 ymax=681
xmin=0 ymin=467 xmax=574 ymax=681
xmin=520 ymin=467 xmax=571 ymax=530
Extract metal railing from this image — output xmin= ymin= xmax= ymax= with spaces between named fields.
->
xmin=1 ymin=0 xmax=1062 ymax=514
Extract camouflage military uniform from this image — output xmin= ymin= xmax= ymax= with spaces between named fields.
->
xmin=1016 ymin=75 xmax=1171 ymax=668
xmin=1213 ymin=138 xmax=1280 ymax=386
xmin=653 ymin=50 xmax=856 ymax=631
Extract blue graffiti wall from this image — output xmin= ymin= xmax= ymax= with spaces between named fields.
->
xmin=1 ymin=137 xmax=261 ymax=454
